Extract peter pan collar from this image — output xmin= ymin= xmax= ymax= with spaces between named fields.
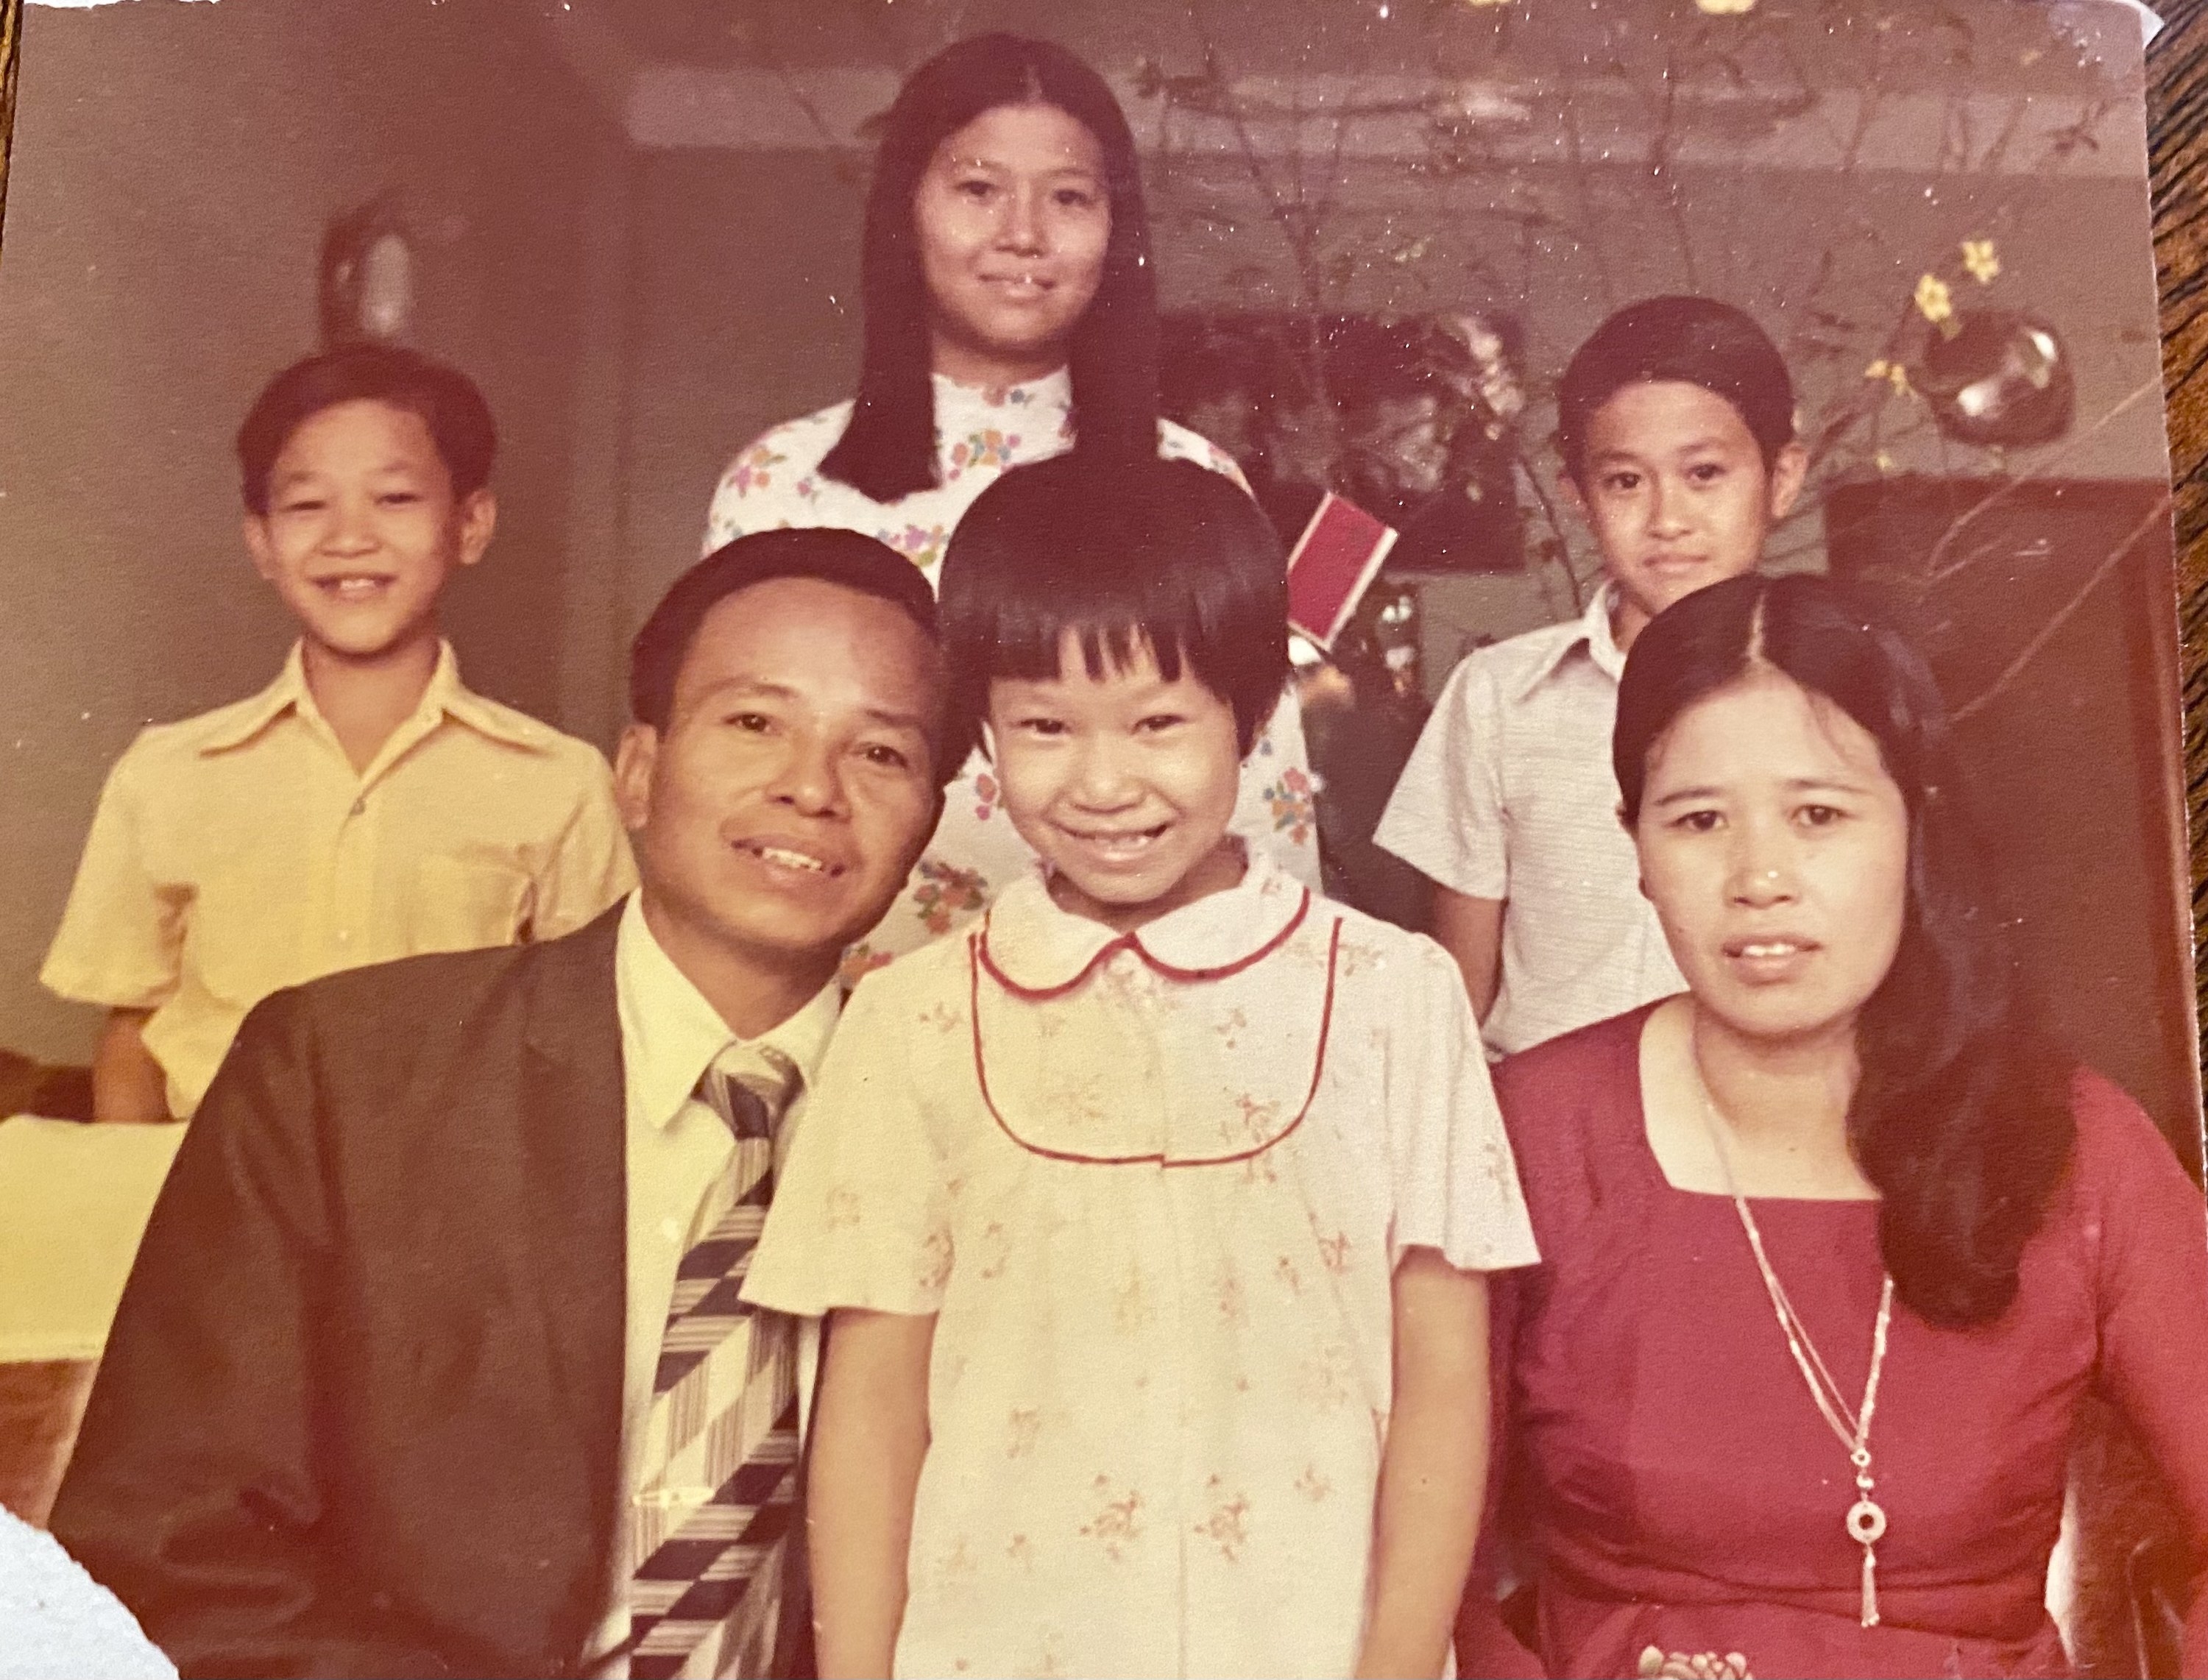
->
xmin=977 ymin=851 xmax=1313 ymax=999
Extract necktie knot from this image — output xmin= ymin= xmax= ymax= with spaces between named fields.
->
xmin=695 ymin=1044 xmax=800 ymax=1141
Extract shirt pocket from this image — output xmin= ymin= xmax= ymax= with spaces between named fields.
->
xmin=408 ymin=854 xmax=534 ymax=954
xmin=184 ymin=865 xmax=308 ymax=1009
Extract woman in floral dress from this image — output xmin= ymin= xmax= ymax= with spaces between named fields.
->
xmin=701 ymin=33 xmax=1320 ymax=975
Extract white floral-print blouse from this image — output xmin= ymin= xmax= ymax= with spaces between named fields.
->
xmin=742 ymin=853 xmax=1540 ymax=1679
xmin=703 ymin=369 xmax=1323 ymax=979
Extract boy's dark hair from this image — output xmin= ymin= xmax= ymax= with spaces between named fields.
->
xmin=938 ymin=456 xmax=1287 ymax=758
xmin=236 ymin=344 xmax=497 ymax=515
xmin=1555 ymin=296 xmax=1795 ymax=484
xmin=629 ymin=528 xmax=955 ymax=786
xmin=1615 ymin=573 xmax=2073 ymax=1329
xmin=819 ymin=32 xmax=1161 ymax=503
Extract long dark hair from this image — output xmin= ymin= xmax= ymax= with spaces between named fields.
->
xmin=1614 ymin=573 xmax=2074 ymax=1328
xmin=818 ymin=33 xmax=1161 ymax=503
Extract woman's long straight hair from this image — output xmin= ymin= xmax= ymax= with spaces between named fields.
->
xmin=1614 ymin=573 xmax=2076 ymax=1328
xmin=818 ymin=33 xmax=1161 ymax=503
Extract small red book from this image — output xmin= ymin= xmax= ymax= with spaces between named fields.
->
xmin=1287 ymin=493 xmax=1399 ymax=651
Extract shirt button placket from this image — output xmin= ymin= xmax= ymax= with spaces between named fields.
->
xmin=332 ymin=786 xmax=374 ymax=957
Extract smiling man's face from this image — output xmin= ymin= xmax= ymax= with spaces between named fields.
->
xmin=615 ymin=577 xmax=944 ymax=996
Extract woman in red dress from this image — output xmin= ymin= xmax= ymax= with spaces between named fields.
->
xmin=1472 ymin=573 xmax=2208 ymax=1679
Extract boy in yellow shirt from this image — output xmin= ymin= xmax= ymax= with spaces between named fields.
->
xmin=43 ymin=345 xmax=635 ymax=1121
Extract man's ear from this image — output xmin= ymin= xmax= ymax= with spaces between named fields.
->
xmin=455 ymin=489 xmax=498 ymax=569
xmin=612 ymin=723 xmax=659 ymax=833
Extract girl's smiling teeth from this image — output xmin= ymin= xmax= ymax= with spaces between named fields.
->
xmin=1065 ymin=822 xmax=1169 ymax=856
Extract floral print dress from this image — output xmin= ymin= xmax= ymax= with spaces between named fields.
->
xmin=742 ymin=854 xmax=1540 ymax=1678
xmin=703 ymin=369 xmax=1323 ymax=977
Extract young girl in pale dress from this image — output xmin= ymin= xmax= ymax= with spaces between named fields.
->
xmin=743 ymin=456 xmax=1539 ymax=1679
xmin=700 ymin=34 xmax=1320 ymax=976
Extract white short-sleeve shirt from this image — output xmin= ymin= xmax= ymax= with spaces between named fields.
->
xmin=702 ymin=369 xmax=1323 ymax=980
xmin=743 ymin=854 xmax=1538 ymax=1679
xmin=1375 ymin=587 xmax=1684 ymax=1058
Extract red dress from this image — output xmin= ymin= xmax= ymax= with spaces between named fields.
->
xmin=1482 ymin=1004 xmax=2208 ymax=1679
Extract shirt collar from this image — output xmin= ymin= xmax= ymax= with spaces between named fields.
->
xmin=615 ymin=892 xmax=842 ymax=1133
xmin=930 ymin=367 xmax=1072 ymax=422
xmin=978 ymin=848 xmax=1312 ymax=999
xmin=1513 ymin=584 xmax=1627 ymax=701
xmin=197 ymin=640 xmax=548 ymax=756
xmin=196 ymin=642 xmax=314 ymax=753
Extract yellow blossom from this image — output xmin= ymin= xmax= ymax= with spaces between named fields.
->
xmin=1914 ymin=273 xmax=1953 ymax=325
xmin=1961 ymin=238 xmax=2000 ymax=284
xmin=1695 ymin=0 xmax=1758 ymax=10
xmin=1864 ymin=359 xmax=1913 ymax=397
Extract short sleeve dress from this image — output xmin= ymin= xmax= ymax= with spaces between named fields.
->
xmin=702 ymin=370 xmax=1323 ymax=977
xmin=743 ymin=853 xmax=1540 ymax=1679
xmin=1485 ymin=1004 xmax=2208 ymax=1680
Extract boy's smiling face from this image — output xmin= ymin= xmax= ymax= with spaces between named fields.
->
xmin=244 ymin=397 xmax=494 ymax=668
xmin=1566 ymin=380 xmax=1806 ymax=651
xmin=989 ymin=632 xmax=1245 ymax=934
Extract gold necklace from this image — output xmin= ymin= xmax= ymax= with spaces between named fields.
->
xmin=1695 ymin=1085 xmax=1895 ymax=1628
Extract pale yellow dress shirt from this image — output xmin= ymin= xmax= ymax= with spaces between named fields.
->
xmin=592 ymin=890 xmax=840 ymax=1674
xmin=41 ymin=640 xmax=636 ymax=1117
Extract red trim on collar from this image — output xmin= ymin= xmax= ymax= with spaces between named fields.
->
xmin=975 ymin=887 xmax=1314 ymax=1002
xmin=963 ymin=915 xmax=1342 ymax=1168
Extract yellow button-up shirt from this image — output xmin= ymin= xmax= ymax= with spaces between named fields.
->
xmin=42 ymin=641 xmax=637 ymax=1117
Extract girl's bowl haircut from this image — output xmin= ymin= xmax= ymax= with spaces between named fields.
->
xmin=938 ymin=455 xmax=1289 ymax=758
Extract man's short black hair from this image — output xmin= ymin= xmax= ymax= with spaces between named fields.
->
xmin=1555 ymin=295 xmax=1796 ymax=485
xmin=236 ymin=344 xmax=497 ymax=514
xmin=938 ymin=456 xmax=1288 ymax=758
xmin=629 ymin=528 xmax=953 ymax=784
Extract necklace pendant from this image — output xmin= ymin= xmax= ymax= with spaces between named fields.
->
xmin=1847 ymin=1497 xmax=1888 ymax=1545
xmin=1850 ymin=1499 xmax=1887 ymax=1629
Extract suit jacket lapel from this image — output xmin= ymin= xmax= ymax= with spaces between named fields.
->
xmin=517 ymin=907 xmax=629 ymax=1654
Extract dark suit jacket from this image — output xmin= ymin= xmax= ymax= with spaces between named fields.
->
xmin=53 ymin=909 xmax=634 ymax=1678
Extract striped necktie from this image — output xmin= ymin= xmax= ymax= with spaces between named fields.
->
xmin=628 ymin=1045 xmax=802 ymax=1680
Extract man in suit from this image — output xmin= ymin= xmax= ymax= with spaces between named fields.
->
xmin=50 ymin=529 xmax=954 ymax=1679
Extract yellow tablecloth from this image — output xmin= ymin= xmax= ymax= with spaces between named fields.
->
xmin=0 ymin=1118 xmax=185 ymax=1363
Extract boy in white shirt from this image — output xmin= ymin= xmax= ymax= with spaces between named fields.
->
xmin=1376 ymin=297 xmax=1807 ymax=1056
